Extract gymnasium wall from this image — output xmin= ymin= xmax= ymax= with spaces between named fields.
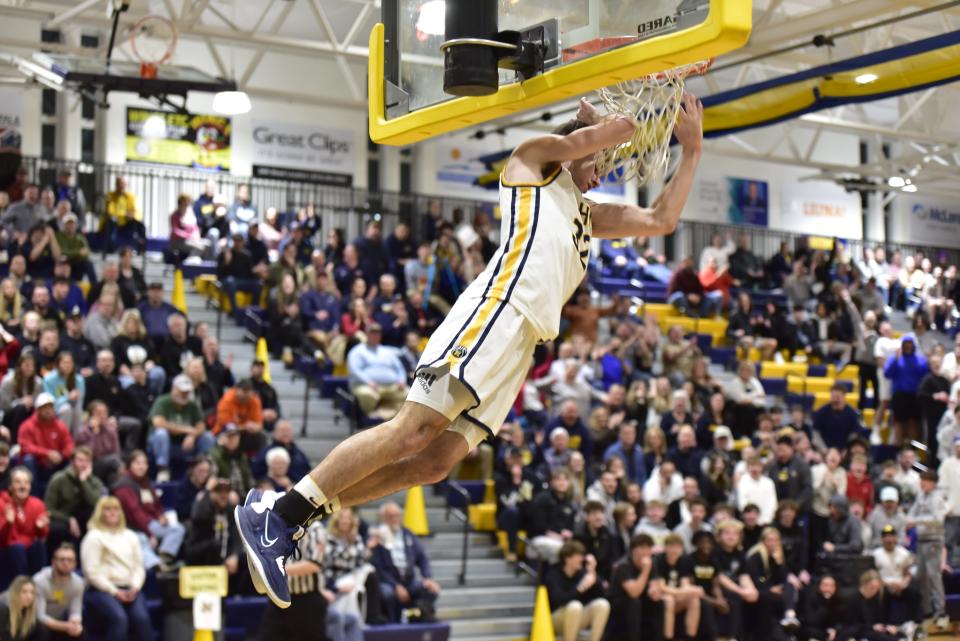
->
xmin=5 ymin=11 xmax=947 ymax=250
xmin=98 ymin=91 xmax=369 ymax=188
xmin=680 ymin=126 xmax=865 ymax=238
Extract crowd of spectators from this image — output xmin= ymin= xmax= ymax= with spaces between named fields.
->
xmin=4 ymin=167 xmax=960 ymax=641
xmin=485 ymin=233 xmax=960 ymax=641
xmin=0 ymin=175 xmax=478 ymax=641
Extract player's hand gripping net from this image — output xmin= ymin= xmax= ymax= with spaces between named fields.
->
xmin=593 ymin=60 xmax=712 ymax=186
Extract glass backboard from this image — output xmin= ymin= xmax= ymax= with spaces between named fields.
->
xmin=396 ymin=0 xmax=710 ymax=111
xmin=370 ymin=0 xmax=750 ymax=145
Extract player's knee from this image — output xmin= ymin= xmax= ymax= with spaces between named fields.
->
xmin=392 ymin=405 xmax=450 ymax=456
xmin=419 ymin=450 xmax=457 ymax=484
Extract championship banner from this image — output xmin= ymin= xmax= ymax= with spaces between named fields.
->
xmin=126 ymin=108 xmax=231 ymax=171
xmin=251 ymin=120 xmax=353 ymax=186
xmin=0 ymin=88 xmax=22 ymax=153
xmin=691 ymin=173 xmax=769 ymax=226
xmin=780 ymin=181 xmax=862 ymax=239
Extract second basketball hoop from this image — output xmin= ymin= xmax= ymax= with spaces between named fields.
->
xmin=130 ymin=14 xmax=178 ymax=80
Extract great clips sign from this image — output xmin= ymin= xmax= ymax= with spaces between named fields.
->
xmin=251 ymin=120 xmax=354 ymax=186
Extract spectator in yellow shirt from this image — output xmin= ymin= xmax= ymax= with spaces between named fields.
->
xmin=102 ymin=176 xmax=145 ymax=254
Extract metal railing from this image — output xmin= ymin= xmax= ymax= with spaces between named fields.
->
xmin=444 ymin=480 xmax=472 ymax=586
xmin=672 ymin=219 xmax=960 ymax=267
xmin=14 ymin=154 xmax=960 ymax=269
xmin=15 ymin=155 xmax=497 ymax=242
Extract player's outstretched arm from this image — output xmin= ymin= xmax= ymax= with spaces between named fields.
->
xmin=515 ymin=116 xmax=635 ymax=166
xmin=591 ymin=92 xmax=704 ymax=239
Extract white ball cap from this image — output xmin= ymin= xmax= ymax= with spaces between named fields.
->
xmin=35 ymin=392 xmax=55 ymax=408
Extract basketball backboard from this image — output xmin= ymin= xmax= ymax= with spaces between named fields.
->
xmin=14 ymin=53 xmax=235 ymax=109
xmin=369 ymin=0 xmax=751 ymax=145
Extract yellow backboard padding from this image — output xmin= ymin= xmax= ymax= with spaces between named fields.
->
xmin=369 ymin=0 xmax=752 ymax=146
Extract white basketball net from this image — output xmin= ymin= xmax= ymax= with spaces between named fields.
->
xmin=594 ymin=60 xmax=711 ymax=186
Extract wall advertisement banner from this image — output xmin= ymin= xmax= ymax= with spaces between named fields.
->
xmin=780 ymin=181 xmax=862 ymax=239
xmin=126 ymin=108 xmax=231 ymax=170
xmin=894 ymin=196 xmax=960 ymax=247
xmin=692 ymin=173 xmax=769 ymax=226
xmin=252 ymin=120 xmax=353 ymax=186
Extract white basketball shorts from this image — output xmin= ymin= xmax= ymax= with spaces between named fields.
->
xmin=406 ymin=294 xmax=538 ymax=450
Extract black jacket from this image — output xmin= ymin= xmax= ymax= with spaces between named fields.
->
xmin=84 ymin=371 xmax=133 ymax=416
xmin=776 ymin=521 xmax=809 ymax=574
xmin=110 ymin=335 xmax=157 ymax=369
xmin=217 ymin=246 xmax=256 ymax=280
xmin=124 ymin=382 xmax=157 ymax=424
xmin=252 ymin=378 xmax=279 ymax=414
xmin=203 ymin=359 xmax=234 ymax=397
xmin=527 ymin=490 xmax=576 ymax=538
xmin=0 ymin=602 xmax=47 ymax=641
xmin=918 ymin=372 xmax=950 ymax=427
xmin=543 ymin=564 xmax=605 ymax=610
xmin=801 ymin=585 xmax=845 ymax=634
xmin=765 ymin=455 xmax=813 ymax=513
xmin=840 ymin=587 xmax=885 ymax=632
xmin=59 ymin=331 xmax=96 ymax=371
xmin=573 ymin=523 xmax=616 ymax=581
xmin=745 ymin=549 xmax=787 ymax=595
xmin=183 ymin=492 xmax=240 ymax=566
xmin=158 ymin=335 xmax=202 ymax=378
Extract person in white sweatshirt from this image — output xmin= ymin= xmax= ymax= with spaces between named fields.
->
xmin=810 ymin=447 xmax=847 ymax=553
xmin=938 ymin=436 xmax=960 ymax=568
xmin=736 ymin=455 xmax=778 ymax=525
xmin=79 ymin=496 xmax=152 ymax=641
xmin=937 ymin=404 xmax=960 ymax=464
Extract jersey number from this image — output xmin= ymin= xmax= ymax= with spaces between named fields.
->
xmin=572 ymin=201 xmax=591 ymax=270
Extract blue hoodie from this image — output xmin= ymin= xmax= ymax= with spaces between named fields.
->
xmin=883 ymin=334 xmax=929 ymax=394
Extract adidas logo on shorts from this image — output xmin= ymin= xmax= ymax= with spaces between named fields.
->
xmin=416 ymin=371 xmax=438 ymax=392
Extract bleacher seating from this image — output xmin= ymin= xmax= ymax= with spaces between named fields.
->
xmin=220 ymin=596 xmax=451 ymax=641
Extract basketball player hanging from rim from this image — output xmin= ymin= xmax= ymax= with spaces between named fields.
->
xmin=237 ymin=92 xmax=706 ymax=608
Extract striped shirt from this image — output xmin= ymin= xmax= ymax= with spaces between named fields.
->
xmin=324 ymin=534 xmax=369 ymax=587
xmin=288 ymin=521 xmax=327 ymax=596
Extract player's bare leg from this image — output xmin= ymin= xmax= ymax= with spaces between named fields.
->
xmin=234 ymin=400 xmax=451 ymax=608
xmin=335 ymin=431 xmax=469 ymax=508
xmin=281 ymin=401 xmax=451 ymax=514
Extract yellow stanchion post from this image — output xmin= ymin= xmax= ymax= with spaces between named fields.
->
xmin=193 ymin=630 xmax=214 ymax=641
xmin=403 ymin=485 xmax=430 ymax=536
xmin=255 ymin=337 xmax=271 ymax=384
xmin=172 ymin=269 xmax=188 ymax=315
xmin=529 ymin=585 xmax=555 ymax=641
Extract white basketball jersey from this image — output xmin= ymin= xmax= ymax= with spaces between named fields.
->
xmin=460 ymin=166 xmax=591 ymax=341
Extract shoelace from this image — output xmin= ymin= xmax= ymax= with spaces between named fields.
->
xmin=280 ymin=525 xmax=306 ymax=568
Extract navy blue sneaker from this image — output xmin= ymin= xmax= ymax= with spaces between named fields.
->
xmin=234 ymin=490 xmax=301 ymax=609
xmin=242 ymin=490 xmax=266 ymax=596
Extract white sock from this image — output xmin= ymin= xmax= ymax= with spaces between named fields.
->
xmin=293 ymin=475 xmax=329 ymax=510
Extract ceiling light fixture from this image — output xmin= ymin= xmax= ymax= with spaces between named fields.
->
xmin=854 ymin=72 xmax=878 ymax=84
xmin=887 ymin=176 xmax=905 ymax=188
xmin=416 ymin=0 xmax=446 ymax=37
xmin=902 ymin=184 xmax=918 ymax=193
xmin=212 ymin=90 xmax=251 ymax=116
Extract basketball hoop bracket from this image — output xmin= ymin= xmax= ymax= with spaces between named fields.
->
xmin=498 ymin=19 xmax=560 ymax=80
